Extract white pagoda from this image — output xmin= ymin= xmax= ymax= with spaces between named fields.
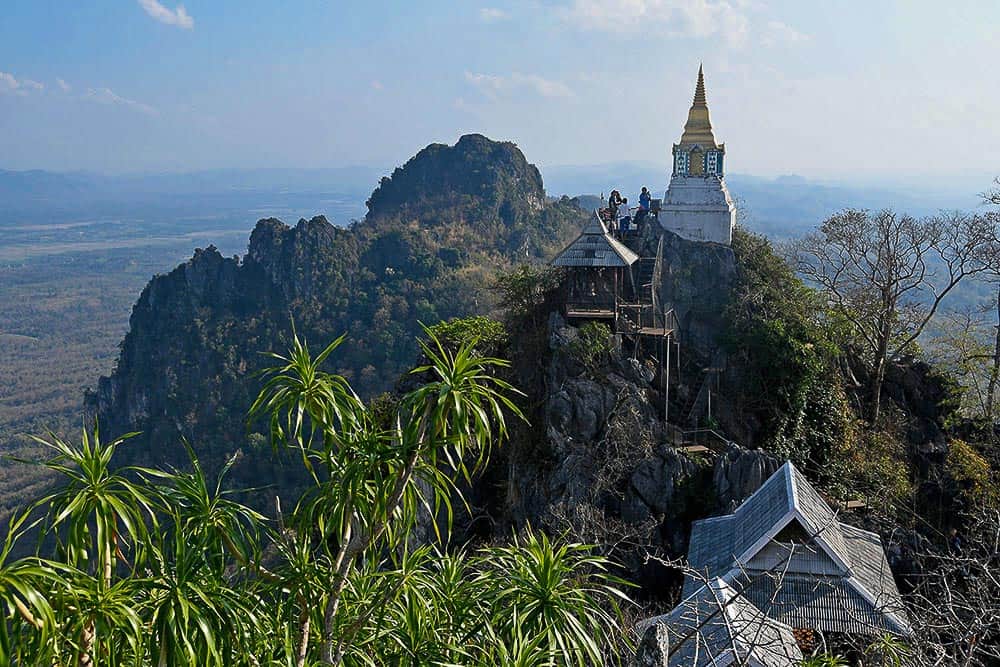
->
xmin=661 ymin=65 xmax=736 ymax=246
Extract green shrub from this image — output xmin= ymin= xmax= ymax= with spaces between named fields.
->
xmin=726 ymin=227 xmax=851 ymax=479
xmin=493 ymin=264 xmax=563 ymax=323
xmin=946 ymin=438 xmax=998 ymax=508
xmin=567 ymin=321 xmax=613 ymax=374
xmin=426 ymin=315 xmax=508 ymax=354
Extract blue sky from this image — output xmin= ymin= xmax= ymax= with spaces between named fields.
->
xmin=1 ymin=0 xmax=997 ymax=187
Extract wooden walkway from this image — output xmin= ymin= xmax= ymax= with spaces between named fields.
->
xmin=632 ymin=325 xmax=673 ymax=337
xmin=665 ymin=425 xmax=732 ymax=454
xmin=566 ymin=308 xmax=616 ymax=319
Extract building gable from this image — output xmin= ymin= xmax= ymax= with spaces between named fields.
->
xmin=683 ymin=462 xmax=912 ymax=637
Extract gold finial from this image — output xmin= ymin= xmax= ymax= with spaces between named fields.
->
xmin=679 ymin=64 xmax=717 ymax=148
xmin=693 ymin=63 xmax=706 ymax=107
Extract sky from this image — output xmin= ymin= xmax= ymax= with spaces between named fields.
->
xmin=0 ymin=0 xmax=997 ymax=187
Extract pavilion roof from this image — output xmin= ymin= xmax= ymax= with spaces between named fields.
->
xmin=550 ymin=211 xmax=639 ymax=268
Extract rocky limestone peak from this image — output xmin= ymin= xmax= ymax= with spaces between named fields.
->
xmin=85 ymin=136 xmax=583 ymax=487
xmin=364 ymin=133 xmax=545 ymax=223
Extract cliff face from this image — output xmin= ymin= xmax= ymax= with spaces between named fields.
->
xmin=633 ymin=222 xmax=737 ymax=360
xmin=490 ymin=312 xmax=780 ymax=598
xmin=87 ymin=135 xmax=583 ymax=483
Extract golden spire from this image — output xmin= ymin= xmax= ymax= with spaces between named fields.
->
xmin=693 ymin=63 xmax=707 ymax=106
xmin=679 ymin=64 xmax=718 ymax=148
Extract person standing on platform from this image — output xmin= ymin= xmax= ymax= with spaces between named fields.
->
xmin=618 ymin=197 xmax=631 ymax=236
xmin=609 ymin=189 xmax=623 ymax=220
xmin=636 ymin=187 xmax=651 ymax=228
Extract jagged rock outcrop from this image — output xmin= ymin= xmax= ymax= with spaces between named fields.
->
xmin=497 ymin=313 xmax=779 ymax=593
xmin=634 ymin=223 xmax=737 ymax=361
xmin=882 ymin=356 xmax=955 ymax=455
xmin=712 ymin=445 xmax=782 ymax=512
xmin=633 ymin=624 xmax=674 ymax=667
xmin=366 ymin=134 xmax=545 ymax=223
xmin=87 ymin=135 xmax=584 ymax=487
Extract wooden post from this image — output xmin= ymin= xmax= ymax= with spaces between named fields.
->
xmin=664 ymin=333 xmax=671 ymax=424
xmin=614 ymin=268 xmax=619 ymax=320
xmin=675 ymin=337 xmax=681 ymax=377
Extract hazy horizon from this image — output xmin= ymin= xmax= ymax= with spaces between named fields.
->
xmin=2 ymin=159 xmax=991 ymax=209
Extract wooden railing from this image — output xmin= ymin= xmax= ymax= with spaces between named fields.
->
xmin=664 ymin=424 xmax=732 ymax=454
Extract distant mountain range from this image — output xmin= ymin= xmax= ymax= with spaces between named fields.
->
xmin=540 ymin=162 xmax=990 ymax=238
xmin=1 ymin=163 xmax=990 ymax=238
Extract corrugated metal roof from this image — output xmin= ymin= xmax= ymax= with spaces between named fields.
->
xmin=839 ymin=524 xmax=910 ymax=634
xmin=685 ymin=516 xmax=739 ymax=596
xmin=789 ymin=465 xmax=848 ymax=566
xmin=550 ymin=211 xmax=639 ymax=267
xmin=683 ymin=462 xmax=911 ymax=637
xmin=640 ymin=578 xmax=803 ymax=667
xmin=739 ymin=573 xmax=909 ymax=637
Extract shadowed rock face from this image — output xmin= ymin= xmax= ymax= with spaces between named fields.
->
xmin=634 ymin=223 xmax=737 ymax=361
xmin=88 ymin=221 xmax=342 ymax=471
xmin=492 ymin=312 xmax=782 ymax=598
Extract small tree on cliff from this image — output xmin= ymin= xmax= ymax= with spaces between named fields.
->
xmin=977 ymin=181 xmax=1000 ymax=421
xmin=793 ymin=209 xmax=995 ymax=421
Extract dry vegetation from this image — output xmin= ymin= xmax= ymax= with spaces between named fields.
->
xmin=0 ymin=246 xmax=189 ymax=522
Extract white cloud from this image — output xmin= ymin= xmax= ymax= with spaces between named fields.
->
xmin=371 ymin=80 xmax=384 ymax=91
xmin=479 ymin=7 xmax=509 ymax=22
xmin=761 ymin=20 xmax=808 ymax=46
xmin=465 ymin=71 xmax=574 ymax=99
xmin=137 ymin=0 xmax=194 ymax=29
xmin=0 ymin=72 xmax=20 ymax=93
xmin=0 ymin=71 xmax=44 ymax=96
xmin=57 ymin=78 xmax=71 ymax=92
xmin=557 ymin=0 xmax=749 ymax=47
xmin=85 ymin=87 xmax=158 ymax=115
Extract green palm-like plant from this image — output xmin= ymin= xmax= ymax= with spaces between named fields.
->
xmin=27 ymin=426 xmax=157 ymax=579
xmin=142 ymin=518 xmax=265 ymax=667
xmin=0 ymin=510 xmax=61 ymax=664
xmin=483 ymin=530 xmax=631 ymax=667
xmin=262 ymin=519 xmax=334 ymax=667
xmin=252 ymin=327 xmax=526 ymax=666
xmin=151 ymin=443 xmax=266 ymax=573
xmin=25 ymin=425 xmax=159 ymax=663
xmin=342 ymin=547 xmax=478 ymax=667
xmin=52 ymin=567 xmax=145 ymax=667
xmin=866 ymin=633 xmax=910 ymax=667
xmin=1 ymin=326 xmax=636 ymax=666
xmin=249 ymin=331 xmax=367 ymax=468
xmin=477 ymin=609 xmax=555 ymax=667
xmin=403 ymin=325 xmax=523 ymax=473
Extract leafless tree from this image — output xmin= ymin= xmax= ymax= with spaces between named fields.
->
xmin=928 ymin=308 xmax=996 ymax=420
xmin=982 ymin=178 xmax=1000 ymax=208
xmin=978 ymin=182 xmax=1000 ymax=420
xmin=793 ymin=209 xmax=996 ymax=421
xmin=906 ymin=508 xmax=1000 ymax=667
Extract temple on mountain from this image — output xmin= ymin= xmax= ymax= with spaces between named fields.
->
xmin=660 ymin=65 xmax=737 ymax=246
